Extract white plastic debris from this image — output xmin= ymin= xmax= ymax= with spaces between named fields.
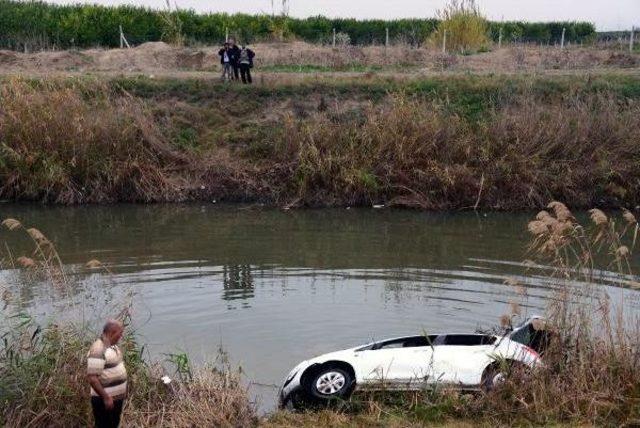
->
xmin=161 ymin=375 xmax=172 ymax=385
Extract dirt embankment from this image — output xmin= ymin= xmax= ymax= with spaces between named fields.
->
xmin=0 ymin=41 xmax=638 ymax=76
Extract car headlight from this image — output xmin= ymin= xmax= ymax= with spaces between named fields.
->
xmin=283 ymin=370 xmax=299 ymax=388
xmin=282 ymin=361 xmax=308 ymax=388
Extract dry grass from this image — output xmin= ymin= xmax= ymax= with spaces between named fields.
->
xmin=0 ymin=323 xmax=257 ymax=428
xmin=0 ymin=40 xmax=637 ymax=75
xmin=0 ymin=78 xmax=187 ymax=203
xmin=272 ymin=93 xmax=640 ymax=209
xmin=2 ymin=76 xmax=640 ymax=209
xmin=475 ymin=203 xmax=640 ymax=425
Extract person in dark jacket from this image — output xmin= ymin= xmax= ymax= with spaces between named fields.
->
xmin=218 ymin=42 xmax=233 ymax=82
xmin=238 ymin=46 xmax=255 ymax=84
xmin=228 ymin=39 xmax=241 ymax=81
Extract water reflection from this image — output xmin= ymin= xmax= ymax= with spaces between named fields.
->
xmin=222 ymin=265 xmax=255 ymax=309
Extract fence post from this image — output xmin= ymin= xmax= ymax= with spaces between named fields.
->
xmin=498 ymin=27 xmax=503 ymax=49
xmin=119 ymin=25 xmax=130 ymax=49
xmin=442 ymin=29 xmax=447 ymax=53
xmin=630 ymin=27 xmax=635 ymax=53
xmin=332 ymin=28 xmax=336 ymax=48
xmin=560 ymin=27 xmax=566 ymax=49
xmin=385 ymin=27 xmax=389 ymax=47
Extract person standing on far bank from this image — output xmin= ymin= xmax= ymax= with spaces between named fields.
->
xmin=218 ymin=42 xmax=233 ymax=82
xmin=87 ymin=320 xmax=127 ymax=428
xmin=239 ymin=45 xmax=255 ymax=84
xmin=228 ymin=39 xmax=242 ymax=81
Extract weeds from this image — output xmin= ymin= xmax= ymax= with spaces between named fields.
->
xmin=2 ymin=76 xmax=640 ymax=209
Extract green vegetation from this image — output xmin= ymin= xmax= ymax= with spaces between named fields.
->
xmin=1 ymin=74 xmax=640 ymax=209
xmin=0 ymin=0 xmax=595 ymax=50
xmin=430 ymin=0 xmax=490 ymax=53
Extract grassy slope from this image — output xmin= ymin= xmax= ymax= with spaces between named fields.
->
xmin=2 ymin=73 xmax=640 ymax=208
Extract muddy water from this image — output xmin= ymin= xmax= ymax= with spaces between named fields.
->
xmin=2 ymin=204 xmax=639 ymax=411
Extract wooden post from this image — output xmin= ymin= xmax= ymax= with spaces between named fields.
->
xmin=442 ymin=29 xmax=447 ymax=53
xmin=385 ymin=27 xmax=389 ymax=47
xmin=560 ymin=27 xmax=566 ymax=49
xmin=498 ymin=27 xmax=503 ymax=49
xmin=630 ymin=27 xmax=635 ymax=53
xmin=332 ymin=28 xmax=336 ymax=48
xmin=119 ymin=25 xmax=130 ymax=49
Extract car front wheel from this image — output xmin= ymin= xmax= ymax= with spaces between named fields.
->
xmin=308 ymin=367 xmax=353 ymax=401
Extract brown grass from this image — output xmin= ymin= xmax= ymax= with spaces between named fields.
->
xmin=0 ymin=78 xmax=187 ymax=203
xmin=272 ymin=93 xmax=640 ymax=209
xmin=2 ymin=77 xmax=640 ymax=209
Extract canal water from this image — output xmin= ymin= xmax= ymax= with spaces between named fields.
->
xmin=2 ymin=204 xmax=638 ymax=410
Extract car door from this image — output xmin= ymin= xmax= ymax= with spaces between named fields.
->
xmin=354 ymin=345 xmax=434 ymax=389
xmin=430 ymin=346 xmax=492 ymax=386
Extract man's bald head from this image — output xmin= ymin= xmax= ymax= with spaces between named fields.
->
xmin=102 ymin=319 xmax=124 ymax=344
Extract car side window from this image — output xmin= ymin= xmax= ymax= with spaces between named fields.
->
xmin=372 ymin=336 xmax=431 ymax=350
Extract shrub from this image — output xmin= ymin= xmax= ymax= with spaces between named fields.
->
xmin=429 ymin=0 xmax=490 ymax=53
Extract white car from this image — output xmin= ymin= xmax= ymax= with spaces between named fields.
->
xmin=279 ymin=316 xmax=550 ymax=409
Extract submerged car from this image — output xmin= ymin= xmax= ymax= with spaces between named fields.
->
xmin=279 ymin=316 xmax=550 ymax=409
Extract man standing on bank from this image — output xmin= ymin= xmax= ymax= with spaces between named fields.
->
xmin=239 ymin=45 xmax=255 ymax=84
xmin=228 ymin=39 xmax=242 ymax=81
xmin=219 ymin=42 xmax=233 ymax=82
xmin=87 ymin=319 xmax=127 ymax=428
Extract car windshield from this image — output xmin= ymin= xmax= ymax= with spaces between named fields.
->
xmin=509 ymin=319 xmax=553 ymax=354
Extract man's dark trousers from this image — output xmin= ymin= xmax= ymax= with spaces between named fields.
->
xmin=240 ymin=64 xmax=252 ymax=84
xmin=91 ymin=397 xmax=124 ymax=428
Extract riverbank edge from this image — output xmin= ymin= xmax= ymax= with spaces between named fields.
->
xmin=1 ymin=73 xmax=640 ymax=210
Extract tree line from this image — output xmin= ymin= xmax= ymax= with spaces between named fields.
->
xmin=0 ymin=0 xmax=596 ymax=50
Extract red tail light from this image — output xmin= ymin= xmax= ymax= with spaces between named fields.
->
xmin=522 ymin=345 xmax=540 ymax=359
